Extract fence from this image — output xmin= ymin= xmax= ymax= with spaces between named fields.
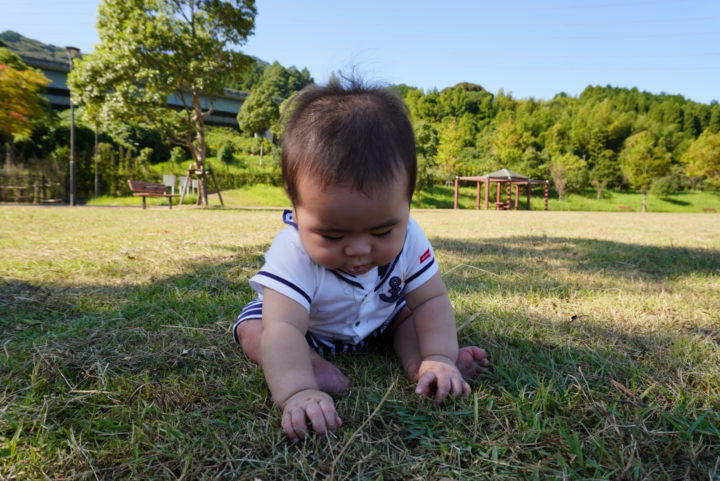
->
xmin=0 ymin=172 xmax=65 ymax=204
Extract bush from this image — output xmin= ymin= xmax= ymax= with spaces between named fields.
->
xmin=216 ymin=143 xmax=238 ymax=164
xmin=169 ymin=146 xmax=189 ymax=164
xmin=650 ymin=175 xmax=681 ymax=198
xmin=416 ymin=155 xmax=441 ymax=191
xmin=138 ymin=147 xmax=154 ymax=164
xmin=211 ymin=166 xmax=282 ymax=189
xmin=205 ymin=127 xmax=273 ymax=156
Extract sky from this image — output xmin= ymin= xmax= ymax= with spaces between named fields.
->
xmin=2 ymin=0 xmax=719 ymax=103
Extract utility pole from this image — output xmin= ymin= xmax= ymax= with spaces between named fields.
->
xmin=65 ymin=46 xmax=81 ymax=206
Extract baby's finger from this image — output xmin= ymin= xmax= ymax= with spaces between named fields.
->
xmin=285 ymin=407 xmax=309 ymax=441
xmin=281 ymin=409 xmax=295 ymax=441
xmin=449 ymin=377 xmax=471 ymax=398
xmin=415 ymin=371 xmax=437 ymax=398
xmin=434 ymin=375 xmax=451 ymax=403
xmin=448 ymin=376 xmax=464 ymax=397
xmin=306 ymin=401 xmax=331 ymax=436
xmin=319 ymin=399 xmax=341 ymax=433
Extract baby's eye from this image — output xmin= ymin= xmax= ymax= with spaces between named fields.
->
xmin=321 ymin=234 xmax=343 ymax=241
xmin=372 ymin=230 xmax=392 ymax=238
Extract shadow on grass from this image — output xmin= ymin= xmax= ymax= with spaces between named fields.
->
xmin=661 ymin=197 xmax=691 ymax=206
xmin=1 ymin=235 xmax=719 ymax=479
xmin=433 ymin=235 xmax=720 ymax=279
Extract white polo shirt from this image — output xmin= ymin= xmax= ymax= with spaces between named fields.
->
xmin=248 ymin=211 xmax=438 ymax=345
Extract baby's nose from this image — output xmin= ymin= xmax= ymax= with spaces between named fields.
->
xmin=344 ymin=238 xmax=371 ymax=256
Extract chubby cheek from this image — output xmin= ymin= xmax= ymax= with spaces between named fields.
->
xmin=313 ymin=250 xmax=343 ymax=270
xmin=375 ymin=234 xmax=405 ymax=265
xmin=302 ymin=240 xmax=343 ymax=269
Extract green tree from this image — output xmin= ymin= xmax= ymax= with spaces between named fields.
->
xmin=231 ymin=56 xmax=266 ymax=91
xmin=619 ymin=131 xmax=672 ymax=192
xmin=682 ymin=129 xmax=720 ymax=189
xmin=414 ymin=121 xmax=440 ymax=189
xmin=68 ymin=0 xmax=256 ymax=205
xmin=237 ymin=84 xmax=278 ymax=162
xmin=589 ymin=149 xmax=622 ymax=199
xmin=708 ymin=104 xmax=720 ymax=133
xmin=255 ymin=61 xmax=312 ymax=99
xmin=490 ymin=118 xmax=535 ymax=172
xmin=548 ymin=153 xmax=588 ymax=200
xmin=437 ymin=118 xmax=465 ymax=179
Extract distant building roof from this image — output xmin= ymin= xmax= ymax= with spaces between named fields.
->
xmin=484 ymin=168 xmax=529 ymax=181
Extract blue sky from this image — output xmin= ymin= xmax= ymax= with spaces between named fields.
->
xmin=2 ymin=0 xmax=719 ymax=103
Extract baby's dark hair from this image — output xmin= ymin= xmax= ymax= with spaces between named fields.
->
xmin=281 ymin=77 xmax=417 ymax=205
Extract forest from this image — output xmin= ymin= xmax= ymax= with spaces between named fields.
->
xmin=2 ymin=29 xmax=720 ymax=203
xmin=398 ymin=82 xmax=720 ymax=199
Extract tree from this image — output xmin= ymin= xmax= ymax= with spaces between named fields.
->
xmin=548 ymin=153 xmax=588 ymax=200
xmin=619 ymin=131 xmax=672 ymax=192
xmin=682 ymin=129 xmax=720 ymax=189
xmin=68 ymin=0 xmax=256 ymax=205
xmin=0 ymin=47 xmax=30 ymax=70
xmin=414 ymin=121 xmax=440 ymax=190
xmin=258 ymin=61 xmax=312 ymax=99
xmin=589 ymin=149 xmax=622 ymax=199
xmin=0 ymin=65 xmax=49 ymax=138
xmin=437 ymin=118 xmax=465 ymax=179
xmin=0 ymin=48 xmax=50 ymax=166
xmin=237 ymin=84 xmax=278 ymax=162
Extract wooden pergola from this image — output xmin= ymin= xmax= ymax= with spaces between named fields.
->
xmin=453 ymin=168 xmax=550 ymax=210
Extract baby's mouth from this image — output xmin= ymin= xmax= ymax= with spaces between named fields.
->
xmin=344 ymin=264 xmax=372 ymax=275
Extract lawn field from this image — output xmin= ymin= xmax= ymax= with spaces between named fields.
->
xmin=85 ymin=184 xmax=720 ymax=213
xmin=1 ymin=207 xmax=719 ymax=480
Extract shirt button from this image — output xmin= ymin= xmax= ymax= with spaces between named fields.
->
xmin=355 ymin=321 xmax=360 ymax=327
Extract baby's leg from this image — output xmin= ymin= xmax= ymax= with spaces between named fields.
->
xmin=391 ymin=309 xmax=490 ymax=379
xmin=235 ymin=319 xmax=350 ymax=394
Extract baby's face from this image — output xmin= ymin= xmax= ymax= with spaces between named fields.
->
xmin=293 ymin=174 xmax=410 ymax=275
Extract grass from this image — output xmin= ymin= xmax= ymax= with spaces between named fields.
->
xmin=1 ymin=207 xmax=719 ymax=480
xmin=85 ymin=183 xmax=720 ymax=213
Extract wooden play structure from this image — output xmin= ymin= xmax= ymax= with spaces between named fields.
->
xmin=453 ymin=168 xmax=550 ymax=210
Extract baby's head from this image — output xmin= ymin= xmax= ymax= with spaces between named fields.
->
xmin=281 ymin=77 xmax=417 ymax=206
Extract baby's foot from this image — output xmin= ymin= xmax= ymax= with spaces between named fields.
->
xmin=456 ymin=346 xmax=490 ymax=379
xmin=311 ymin=357 xmax=351 ymax=394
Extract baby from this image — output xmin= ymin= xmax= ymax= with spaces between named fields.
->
xmin=233 ymin=78 xmax=489 ymax=441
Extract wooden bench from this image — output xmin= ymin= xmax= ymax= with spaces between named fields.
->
xmin=617 ymin=205 xmax=634 ymax=211
xmin=702 ymin=207 xmax=717 ymax=213
xmin=127 ymin=180 xmax=179 ymax=209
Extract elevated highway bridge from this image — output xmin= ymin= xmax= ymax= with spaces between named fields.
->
xmin=20 ymin=55 xmax=247 ymax=128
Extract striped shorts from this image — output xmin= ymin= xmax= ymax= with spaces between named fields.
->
xmin=232 ymin=298 xmax=405 ymax=356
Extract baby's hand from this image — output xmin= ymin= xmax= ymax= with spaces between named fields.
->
xmin=415 ymin=355 xmax=471 ymax=403
xmin=281 ymin=389 xmax=342 ymax=441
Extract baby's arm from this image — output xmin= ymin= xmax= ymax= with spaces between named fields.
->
xmin=405 ymin=271 xmax=470 ymax=402
xmin=261 ymin=288 xmax=342 ymax=441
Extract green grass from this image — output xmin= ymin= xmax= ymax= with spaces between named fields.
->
xmin=2 ymin=207 xmax=719 ymax=480
xmin=530 ymin=189 xmax=720 ymax=213
xmin=86 ymin=183 xmax=720 ymax=213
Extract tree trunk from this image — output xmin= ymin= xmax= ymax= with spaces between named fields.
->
xmin=592 ymin=180 xmax=607 ymax=200
xmin=191 ymin=88 xmax=208 ymax=206
xmin=2 ymin=134 xmax=16 ymax=171
xmin=641 ymin=191 xmax=647 ymax=212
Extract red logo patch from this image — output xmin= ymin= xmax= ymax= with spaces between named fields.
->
xmin=420 ymin=249 xmax=431 ymax=263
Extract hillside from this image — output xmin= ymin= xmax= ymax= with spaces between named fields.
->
xmin=0 ymin=30 xmax=68 ymax=62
